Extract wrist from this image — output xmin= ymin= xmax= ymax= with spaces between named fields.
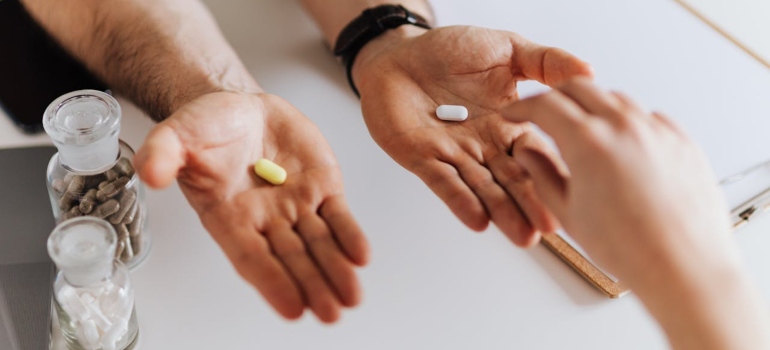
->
xmin=637 ymin=259 xmax=770 ymax=349
xmin=350 ymin=25 xmax=428 ymax=94
xmin=627 ymin=236 xmax=769 ymax=341
xmin=162 ymin=66 xmax=263 ymax=120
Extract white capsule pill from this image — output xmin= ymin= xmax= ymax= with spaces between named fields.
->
xmin=58 ymin=286 xmax=90 ymax=321
xmin=75 ymin=326 xmax=91 ymax=349
xmin=436 ymin=105 xmax=468 ymax=121
xmin=109 ymin=288 xmax=134 ymax=320
xmin=100 ymin=285 xmax=125 ymax=315
xmin=100 ymin=317 xmax=129 ymax=350
xmin=82 ymin=295 xmax=112 ymax=331
xmin=80 ymin=319 xmax=100 ymax=350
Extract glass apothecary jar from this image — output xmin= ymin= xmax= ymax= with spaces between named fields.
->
xmin=44 ymin=90 xmax=150 ymax=269
xmin=48 ymin=217 xmax=139 ymax=350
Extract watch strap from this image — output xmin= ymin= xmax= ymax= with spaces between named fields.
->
xmin=333 ymin=4 xmax=431 ymax=97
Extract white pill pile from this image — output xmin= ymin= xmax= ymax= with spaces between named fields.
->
xmin=436 ymin=105 xmax=468 ymax=121
xmin=57 ymin=282 xmax=133 ymax=350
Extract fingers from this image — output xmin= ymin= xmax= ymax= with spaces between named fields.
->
xmin=134 ymin=123 xmax=185 ymax=189
xmin=413 ymin=160 xmax=490 ymax=232
xmin=485 ymin=155 xmax=548 ymax=247
xmin=499 ymin=89 xmax=589 ymax=152
xmin=206 ymin=217 xmax=305 ymax=320
xmin=512 ymin=134 xmax=569 ymax=221
xmin=206 ymin=203 xmax=361 ymax=323
xmin=296 ymin=214 xmax=362 ymax=307
xmin=509 ymin=34 xmax=594 ymax=86
xmin=454 ymin=155 xmax=536 ymax=247
xmin=652 ymin=111 xmax=688 ymax=137
xmin=557 ymin=78 xmax=627 ymax=119
xmin=268 ymin=223 xmax=343 ymax=323
xmin=319 ymin=196 xmax=371 ymax=266
xmin=487 ymin=133 xmax=563 ymax=236
xmin=516 ymin=132 xmax=570 ymax=176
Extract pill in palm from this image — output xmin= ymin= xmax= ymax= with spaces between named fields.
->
xmin=436 ymin=105 xmax=468 ymax=121
xmin=254 ymin=159 xmax=287 ymax=185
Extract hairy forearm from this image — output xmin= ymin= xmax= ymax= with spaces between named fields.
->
xmin=299 ymin=0 xmax=434 ymax=46
xmin=21 ymin=0 xmax=260 ymax=121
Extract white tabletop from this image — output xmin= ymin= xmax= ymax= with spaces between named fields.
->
xmin=4 ymin=0 xmax=770 ymax=349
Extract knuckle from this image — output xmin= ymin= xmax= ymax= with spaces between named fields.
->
xmin=464 ymin=169 xmax=496 ymax=190
xmin=616 ymin=117 xmax=648 ymax=139
xmin=506 ymin=162 xmax=532 ymax=185
xmin=273 ymin=237 xmax=307 ymax=260
xmin=300 ymin=227 xmax=332 ymax=247
xmin=299 ymin=270 xmax=328 ymax=287
xmin=232 ymin=251 xmax=255 ymax=276
xmin=560 ymin=76 xmax=592 ymax=91
xmin=417 ymin=163 xmax=453 ymax=189
xmin=532 ymin=91 xmax=562 ymax=105
xmin=431 ymin=141 xmax=461 ymax=163
xmin=575 ymin=120 xmax=611 ymax=152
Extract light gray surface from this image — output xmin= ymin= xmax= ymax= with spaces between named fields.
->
xmin=0 ymin=147 xmax=56 ymax=264
xmin=2 ymin=0 xmax=770 ymax=349
xmin=0 ymin=286 xmax=20 ymax=350
xmin=0 ymin=146 xmax=57 ymax=350
xmin=0 ymin=263 xmax=55 ymax=350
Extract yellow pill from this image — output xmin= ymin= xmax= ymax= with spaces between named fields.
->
xmin=253 ymin=159 xmax=287 ymax=185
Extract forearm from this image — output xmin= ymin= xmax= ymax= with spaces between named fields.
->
xmin=21 ymin=0 xmax=260 ymax=121
xmin=299 ymin=0 xmax=434 ymax=46
xmin=632 ymin=240 xmax=770 ymax=350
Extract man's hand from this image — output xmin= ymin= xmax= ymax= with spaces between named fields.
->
xmin=352 ymin=26 xmax=593 ymax=246
xmin=134 ymin=92 xmax=370 ymax=323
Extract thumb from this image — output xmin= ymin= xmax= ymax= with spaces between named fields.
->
xmin=510 ymin=34 xmax=594 ymax=86
xmin=134 ymin=123 xmax=185 ymax=189
xmin=513 ymin=134 xmax=569 ymax=221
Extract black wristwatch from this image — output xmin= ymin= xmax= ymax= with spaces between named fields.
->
xmin=333 ymin=4 xmax=432 ymax=97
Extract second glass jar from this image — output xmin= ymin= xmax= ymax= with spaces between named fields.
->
xmin=44 ymin=90 xmax=151 ymax=269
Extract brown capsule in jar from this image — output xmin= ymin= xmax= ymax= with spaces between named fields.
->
xmin=121 ymin=236 xmax=134 ymax=261
xmin=62 ymin=206 xmax=83 ymax=221
xmin=109 ymin=191 xmax=136 ymax=224
xmin=59 ymin=198 xmax=74 ymax=212
xmin=130 ymin=234 xmax=142 ymax=256
xmin=58 ymin=175 xmax=85 ymax=209
xmin=114 ymin=158 xmax=135 ymax=178
xmin=91 ymin=199 xmax=120 ymax=219
xmin=104 ymin=169 xmax=119 ymax=182
xmin=116 ymin=224 xmax=129 ymax=241
xmin=115 ymin=240 xmax=126 ymax=259
xmin=52 ymin=179 xmax=67 ymax=193
xmin=65 ymin=175 xmax=85 ymax=192
xmin=96 ymin=177 xmax=129 ymax=202
xmin=127 ymin=208 xmax=142 ymax=237
xmin=78 ymin=189 xmax=98 ymax=214
xmin=121 ymin=198 xmax=139 ymax=224
xmin=83 ymin=174 xmax=104 ymax=189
